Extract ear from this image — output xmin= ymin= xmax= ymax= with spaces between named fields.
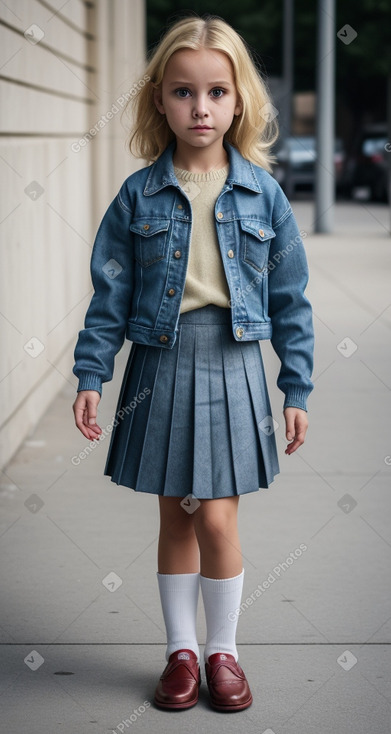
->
xmin=234 ymin=95 xmax=243 ymax=116
xmin=153 ymin=84 xmax=165 ymax=115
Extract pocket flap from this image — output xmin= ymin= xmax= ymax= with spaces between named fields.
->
xmin=239 ymin=220 xmax=276 ymax=242
xmin=129 ymin=219 xmax=170 ymax=237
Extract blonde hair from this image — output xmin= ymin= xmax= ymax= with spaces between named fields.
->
xmin=122 ymin=14 xmax=279 ymax=171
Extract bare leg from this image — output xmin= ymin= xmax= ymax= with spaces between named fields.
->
xmin=192 ymin=496 xmax=242 ymax=578
xmin=157 ymin=496 xmax=200 ymax=573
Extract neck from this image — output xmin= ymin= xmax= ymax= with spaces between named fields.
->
xmin=172 ymin=140 xmax=229 ymax=173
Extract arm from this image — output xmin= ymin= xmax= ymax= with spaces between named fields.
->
xmin=268 ymin=195 xmax=314 ymax=415
xmin=72 ymin=182 xmax=134 ymax=396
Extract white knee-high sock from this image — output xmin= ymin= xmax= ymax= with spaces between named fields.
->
xmin=156 ymin=572 xmax=200 ymax=662
xmin=200 ymin=568 xmax=244 ymax=662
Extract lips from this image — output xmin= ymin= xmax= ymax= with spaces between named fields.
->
xmin=191 ymin=126 xmax=212 ymax=130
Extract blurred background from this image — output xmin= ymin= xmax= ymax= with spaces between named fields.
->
xmin=146 ymin=0 xmax=391 ymax=204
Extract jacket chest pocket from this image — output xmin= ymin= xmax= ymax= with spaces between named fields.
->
xmin=129 ymin=218 xmax=171 ymax=267
xmin=239 ymin=220 xmax=276 ymax=273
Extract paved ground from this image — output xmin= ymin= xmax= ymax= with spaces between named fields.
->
xmin=1 ymin=200 xmax=391 ymax=733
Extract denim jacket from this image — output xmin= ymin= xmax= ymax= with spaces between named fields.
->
xmin=73 ymin=139 xmax=314 ymax=411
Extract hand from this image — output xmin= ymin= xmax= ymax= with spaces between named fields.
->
xmin=73 ymin=390 xmax=102 ymax=441
xmin=283 ymin=407 xmax=308 ymax=455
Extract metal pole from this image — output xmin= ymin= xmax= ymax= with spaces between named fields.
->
xmin=387 ymin=73 xmax=391 ymax=234
xmin=283 ymin=0 xmax=294 ymax=199
xmin=315 ymin=0 xmax=335 ymax=232
xmin=283 ymin=0 xmax=293 ymax=137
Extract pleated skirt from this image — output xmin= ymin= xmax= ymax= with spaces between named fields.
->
xmin=104 ymin=304 xmax=280 ymax=498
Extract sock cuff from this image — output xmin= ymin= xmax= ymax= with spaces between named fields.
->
xmin=200 ymin=568 xmax=244 ymax=592
xmin=157 ymin=571 xmax=200 ymax=592
xmin=157 ymin=572 xmax=200 ymax=577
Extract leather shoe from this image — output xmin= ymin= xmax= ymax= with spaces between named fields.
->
xmin=154 ymin=649 xmax=201 ymax=709
xmin=205 ymin=652 xmax=253 ymax=711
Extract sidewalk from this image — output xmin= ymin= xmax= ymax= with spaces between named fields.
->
xmin=1 ymin=201 xmax=390 ymax=733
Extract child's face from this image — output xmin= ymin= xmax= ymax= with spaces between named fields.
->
xmin=153 ymin=47 xmax=242 ymax=155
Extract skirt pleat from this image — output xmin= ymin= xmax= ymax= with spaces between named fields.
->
xmin=206 ymin=327 xmax=237 ymax=497
xmin=164 ymin=325 xmax=196 ymax=494
xmin=104 ymin=304 xmax=280 ymax=497
xmin=240 ymin=341 xmax=281 ymax=482
xmin=193 ymin=324 xmax=213 ymax=496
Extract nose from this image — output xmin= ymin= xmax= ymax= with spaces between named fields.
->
xmin=192 ymin=94 xmax=209 ymax=119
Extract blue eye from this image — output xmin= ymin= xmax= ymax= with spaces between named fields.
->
xmin=173 ymin=87 xmax=226 ymax=99
xmin=175 ymin=88 xmax=190 ymax=98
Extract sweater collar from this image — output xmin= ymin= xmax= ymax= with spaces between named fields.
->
xmin=143 ymin=139 xmax=263 ymax=195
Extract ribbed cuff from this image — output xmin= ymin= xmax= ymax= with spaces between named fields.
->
xmin=283 ymin=386 xmax=311 ymax=412
xmin=76 ymin=371 xmax=102 ymax=395
xmin=199 ymin=568 xmax=244 ymax=589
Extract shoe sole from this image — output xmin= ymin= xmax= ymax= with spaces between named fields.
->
xmin=208 ymin=692 xmax=253 ymax=712
xmin=153 ymin=692 xmax=199 ymax=710
xmin=154 ymin=676 xmax=201 ymax=710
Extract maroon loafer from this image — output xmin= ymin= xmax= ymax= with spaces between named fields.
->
xmin=154 ymin=649 xmax=201 ymax=710
xmin=205 ymin=652 xmax=253 ymax=711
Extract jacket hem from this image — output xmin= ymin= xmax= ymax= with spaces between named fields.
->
xmin=125 ymin=320 xmax=272 ymax=347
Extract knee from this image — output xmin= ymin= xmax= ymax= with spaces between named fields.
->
xmin=159 ymin=505 xmax=196 ymax=543
xmin=193 ymin=503 xmax=237 ymax=543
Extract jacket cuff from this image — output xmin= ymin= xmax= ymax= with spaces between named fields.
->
xmin=283 ymin=386 xmax=312 ymax=412
xmin=76 ymin=371 xmax=102 ymax=395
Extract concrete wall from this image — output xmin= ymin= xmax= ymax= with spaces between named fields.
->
xmin=0 ymin=0 xmax=146 ymax=469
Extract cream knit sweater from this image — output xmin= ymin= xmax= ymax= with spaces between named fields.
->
xmin=174 ymin=164 xmax=231 ymax=313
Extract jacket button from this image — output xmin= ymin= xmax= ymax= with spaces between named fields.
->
xmin=217 ymin=211 xmax=224 ymax=219
xmin=177 ymin=204 xmax=183 ymax=209
xmin=174 ymin=250 xmax=182 ymax=258
xmin=143 ymin=224 xmax=150 ymax=230
xmin=236 ymin=327 xmax=244 ymax=338
xmin=258 ymin=229 xmax=265 ymax=237
xmin=168 ymin=288 xmax=175 ymax=296
xmin=227 ymin=249 xmax=234 ymax=258
xmin=159 ymin=334 xmax=169 ymax=343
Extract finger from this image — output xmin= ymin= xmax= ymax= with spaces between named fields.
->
xmin=76 ymin=419 xmax=95 ymax=440
xmin=74 ymin=403 xmax=87 ymax=431
xmin=285 ymin=430 xmax=306 ymax=454
xmin=80 ymin=419 xmax=102 ymax=441
xmin=84 ymin=419 xmax=102 ymax=438
xmin=75 ymin=407 xmax=95 ymax=439
xmin=74 ymin=403 xmax=100 ymax=440
xmin=285 ymin=438 xmax=299 ymax=454
xmin=82 ymin=403 xmax=102 ymax=434
xmin=86 ymin=403 xmax=98 ymax=427
xmin=285 ymin=417 xmax=296 ymax=441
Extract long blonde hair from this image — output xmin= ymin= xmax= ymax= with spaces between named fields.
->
xmin=121 ymin=14 xmax=279 ymax=171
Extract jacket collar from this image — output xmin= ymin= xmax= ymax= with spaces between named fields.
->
xmin=143 ymin=139 xmax=262 ymax=195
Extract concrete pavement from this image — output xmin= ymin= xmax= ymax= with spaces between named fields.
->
xmin=1 ymin=200 xmax=390 ymax=733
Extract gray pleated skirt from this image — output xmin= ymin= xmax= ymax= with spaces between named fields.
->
xmin=104 ymin=304 xmax=280 ymax=498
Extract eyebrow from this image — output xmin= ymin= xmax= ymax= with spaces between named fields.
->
xmin=168 ymin=80 xmax=232 ymax=86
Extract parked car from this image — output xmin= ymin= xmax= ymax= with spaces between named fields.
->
xmin=341 ymin=123 xmax=389 ymax=203
xmin=271 ymin=135 xmax=346 ymax=197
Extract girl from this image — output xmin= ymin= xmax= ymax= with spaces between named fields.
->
xmin=72 ymin=14 xmax=314 ymax=713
